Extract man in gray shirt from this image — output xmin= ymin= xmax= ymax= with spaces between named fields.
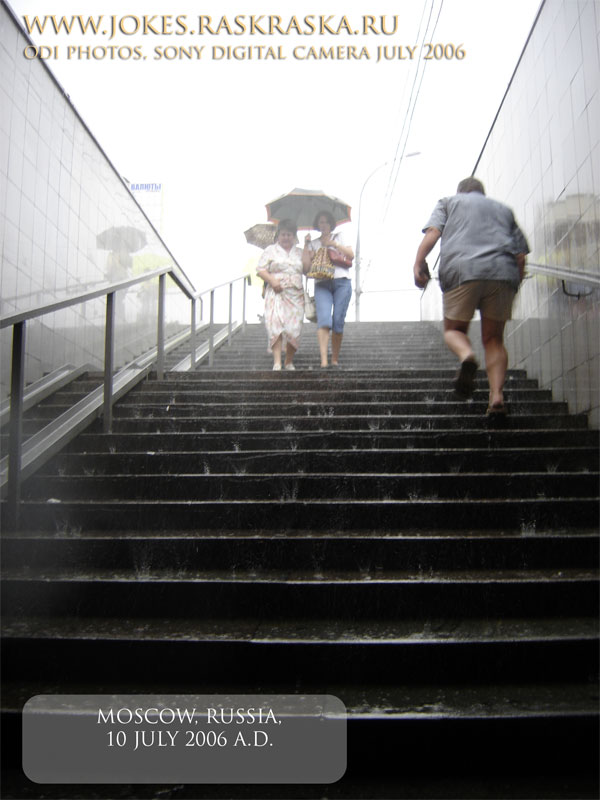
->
xmin=413 ymin=177 xmax=529 ymax=415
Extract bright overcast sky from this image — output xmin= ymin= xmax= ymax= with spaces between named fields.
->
xmin=9 ymin=0 xmax=541 ymax=318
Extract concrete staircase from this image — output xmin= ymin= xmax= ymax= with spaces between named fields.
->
xmin=2 ymin=321 xmax=598 ymax=798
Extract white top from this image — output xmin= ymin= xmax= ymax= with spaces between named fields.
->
xmin=257 ymin=243 xmax=304 ymax=289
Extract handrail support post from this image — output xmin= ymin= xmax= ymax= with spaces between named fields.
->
xmin=190 ymin=298 xmax=197 ymax=370
xmin=228 ymin=283 xmax=233 ymax=346
xmin=7 ymin=321 xmax=26 ymax=530
xmin=103 ymin=292 xmax=115 ymax=434
xmin=208 ymin=290 xmax=215 ymax=367
xmin=156 ymin=274 xmax=166 ymax=380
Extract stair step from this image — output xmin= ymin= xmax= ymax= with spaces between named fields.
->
xmin=1 ymin=680 xmax=597 ymax=720
xmin=69 ymin=429 xmax=599 ymax=451
xmin=117 ymin=389 xmax=550 ymax=403
xmin=2 ymin=624 xmax=597 ymax=684
xmin=3 ymin=530 xmax=597 ymax=571
xmin=79 ymin=414 xmax=589 ymax=433
xmin=3 ymin=615 xmax=598 ymax=644
xmin=3 ymin=570 xmax=597 ymax=621
xmin=21 ymin=472 xmax=600 ymax=501
xmin=9 ymin=496 xmax=600 ymax=531
xmin=35 ymin=447 xmax=600 ymax=475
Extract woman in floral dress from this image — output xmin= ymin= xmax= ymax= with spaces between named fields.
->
xmin=257 ymin=219 xmax=308 ymax=370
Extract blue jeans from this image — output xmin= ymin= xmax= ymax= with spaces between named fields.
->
xmin=314 ymin=279 xmax=352 ymax=333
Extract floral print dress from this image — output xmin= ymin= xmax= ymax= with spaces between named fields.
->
xmin=257 ymin=243 xmax=305 ymax=351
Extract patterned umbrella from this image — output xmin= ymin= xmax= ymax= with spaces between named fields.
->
xmin=244 ymin=223 xmax=277 ymax=249
xmin=266 ymin=188 xmax=352 ymax=230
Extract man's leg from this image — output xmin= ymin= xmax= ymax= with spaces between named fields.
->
xmin=443 ymin=319 xmax=478 ymax=398
xmin=443 ymin=318 xmax=475 ymax=362
xmin=481 ymin=317 xmax=508 ymax=409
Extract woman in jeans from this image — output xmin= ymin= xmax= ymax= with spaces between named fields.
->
xmin=302 ymin=211 xmax=354 ymax=368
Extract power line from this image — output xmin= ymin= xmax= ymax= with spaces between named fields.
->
xmin=382 ymin=0 xmax=445 ymax=220
xmin=381 ymin=0 xmax=434 ymax=208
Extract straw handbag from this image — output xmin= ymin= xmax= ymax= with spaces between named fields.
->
xmin=307 ymin=247 xmax=334 ymax=280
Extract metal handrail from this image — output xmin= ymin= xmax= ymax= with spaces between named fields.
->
xmin=0 ymin=267 xmax=194 ymax=329
xmin=418 ymin=256 xmax=599 ymax=321
xmin=197 ymin=275 xmax=251 ymax=364
xmin=525 ymin=262 xmax=600 ymax=289
xmin=1 ymin=267 xmax=252 ymax=529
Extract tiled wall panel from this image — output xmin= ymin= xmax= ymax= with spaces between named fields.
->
xmin=1 ymin=3 xmax=190 ymax=397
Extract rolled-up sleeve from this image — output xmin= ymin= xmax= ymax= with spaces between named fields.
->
xmin=423 ymin=198 xmax=448 ymax=234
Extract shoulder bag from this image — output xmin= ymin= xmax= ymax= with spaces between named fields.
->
xmin=303 ymin=277 xmax=317 ymax=322
xmin=328 ymin=245 xmax=353 ymax=269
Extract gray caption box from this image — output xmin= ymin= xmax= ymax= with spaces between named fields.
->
xmin=23 ymin=694 xmax=347 ymax=784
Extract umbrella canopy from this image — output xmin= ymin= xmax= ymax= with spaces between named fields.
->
xmin=244 ymin=223 xmax=277 ymax=249
xmin=266 ymin=188 xmax=351 ymax=230
xmin=96 ymin=226 xmax=147 ymax=252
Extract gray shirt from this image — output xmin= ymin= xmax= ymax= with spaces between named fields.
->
xmin=423 ymin=191 xmax=530 ymax=292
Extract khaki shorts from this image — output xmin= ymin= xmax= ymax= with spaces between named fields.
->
xmin=443 ymin=280 xmax=516 ymax=322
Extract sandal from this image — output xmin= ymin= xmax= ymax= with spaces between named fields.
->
xmin=453 ymin=358 xmax=478 ymax=399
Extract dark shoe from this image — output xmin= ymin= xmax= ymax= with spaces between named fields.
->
xmin=486 ymin=402 xmax=508 ymax=427
xmin=453 ymin=358 xmax=478 ymax=399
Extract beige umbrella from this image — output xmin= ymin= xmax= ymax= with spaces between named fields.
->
xmin=244 ymin=223 xmax=276 ymax=249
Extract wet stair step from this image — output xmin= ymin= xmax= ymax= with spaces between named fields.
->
xmin=85 ymin=414 xmax=589 ymax=433
xmin=35 ymin=447 xmax=600 ymax=475
xmin=13 ymin=496 xmax=598 ymax=530
xmin=2 ymin=569 xmax=598 ymax=622
xmin=69 ymin=428 xmax=599 ymax=451
xmin=2 ymin=617 xmax=597 ymax=685
xmin=3 ymin=530 xmax=597 ymax=571
xmin=21 ymin=472 xmax=600 ymax=501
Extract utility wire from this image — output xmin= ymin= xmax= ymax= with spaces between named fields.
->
xmin=358 ymin=0 xmax=431 ymax=288
xmin=381 ymin=0 xmax=435 ymax=210
xmin=382 ymin=0 xmax=445 ymax=220
xmin=359 ymin=0 xmax=446 ymax=286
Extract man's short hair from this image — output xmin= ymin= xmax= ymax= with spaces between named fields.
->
xmin=457 ymin=177 xmax=485 ymax=195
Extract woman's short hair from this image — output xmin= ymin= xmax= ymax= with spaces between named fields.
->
xmin=313 ymin=210 xmax=337 ymax=231
xmin=276 ymin=218 xmax=297 ymax=238
xmin=457 ymin=177 xmax=485 ymax=195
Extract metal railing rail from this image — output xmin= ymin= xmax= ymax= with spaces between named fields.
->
xmin=525 ymin=262 xmax=600 ymax=291
xmin=419 ymin=258 xmax=599 ymax=320
xmin=1 ymin=268 xmax=252 ymax=529
xmin=197 ymin=276 xmax=250 ymax=366
xmin=0 ymin=363 xmax=92 ymax=428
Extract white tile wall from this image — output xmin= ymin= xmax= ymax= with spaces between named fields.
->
xmin=1 ymin=3 xmax=188 ymax=397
